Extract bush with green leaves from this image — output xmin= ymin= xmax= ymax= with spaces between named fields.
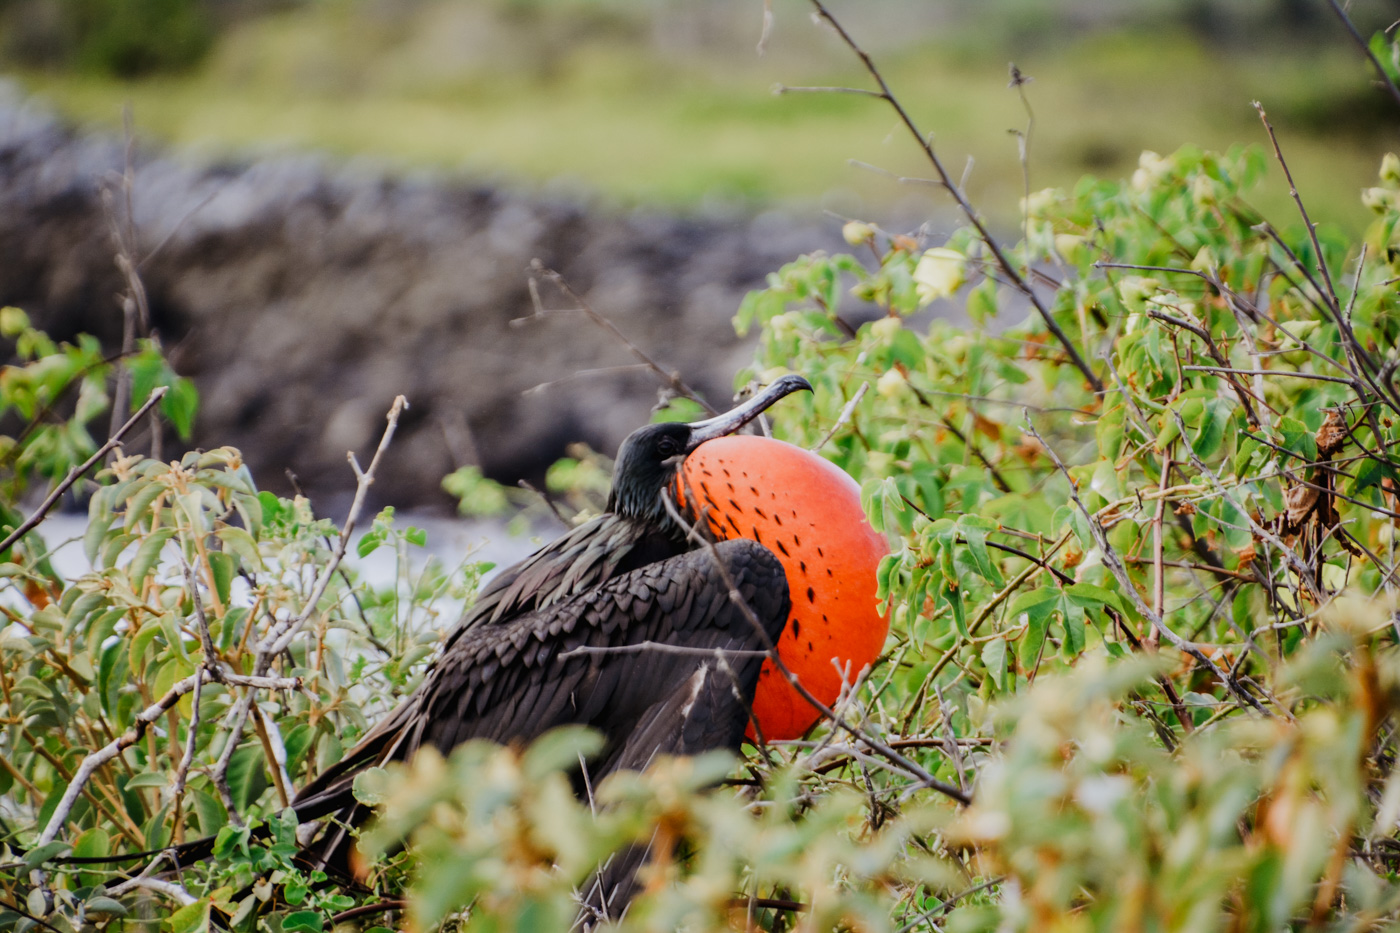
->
xmin=6 ymin=10 xmax=1400 ymax=932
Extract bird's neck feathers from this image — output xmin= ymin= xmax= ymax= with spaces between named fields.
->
xmin=605 ymin=468 xmax=686 ymax=540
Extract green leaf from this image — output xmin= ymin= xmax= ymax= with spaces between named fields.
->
xmin=966 ymin=277 xmax=999 ymax=325
xmin=960 ymin=530 xmax=1004 ymax=587
xmin=125 ymin=771 xmax=169 ymax=789
xmin=166 ymin=899 xmax=211 ymax=933
xmin=880 ymin=477 xmax=912 ymax=535
xmin=128 ymin=621 xmax=163 ymax=674
xmin=357 ymin=528 xmax=385 ymax=559
xmin=282 ymin=910 xmax=323 ymax=933
xmin=161 ymin=378 xmax=200 ymax=440
xmin=73 ymin=826 xmax=111 ymax=887
xmin=1061 ymin=600 xmax=1086 ymax=657
xmin=942 ymin=584 xmax=967 ymax=638
xmin=128 ymin=527 xmax=175 ymax=586
xmin=523 ymin=727 xmax=605 ymax=779
xmin=875 ymin=552 xmax=901 ymax=603
xmin=1065 ymin=582 xmax=1123 ymax=613
xmin=193 ymin=789 xmax=226 ymax=837
xmin=1008 ymin=587 xmax=1060 ymax=622
xmin=83 ymin=501 xmax=117 ymax=566
xmin=226 ymin=744 xmax=269 ymax=813
xmin=1190 ymin=398 xmax=1233 ymax=460
xmin=207 ymin=551 xmax=234 ymax=607
xmin=980 ymin=637 xmax=1009 ymax=692
xmin=1371 ymin=31 xmax=1400 ymax=82
xmin=83 ymin=897 xmax=127 ymax=916
xmin=124 ymin=479 xmax=166 ymax=532
xmin=21 ymin=841 xmax=71 ymax=869
xmin=1275 ymin=416 xmax=1317 ymax=463
xmin=1018 ymin=610 xmax=1050 ymax=675
xmin=215 ymin=526 xmax=263 ymax=571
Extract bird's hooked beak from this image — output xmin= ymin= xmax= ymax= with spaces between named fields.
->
xmin=684 ymin=374 xmax=813 ymax=452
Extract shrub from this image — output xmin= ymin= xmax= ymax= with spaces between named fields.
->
xmin=6 ymin=12 xmax=1400 ymax=932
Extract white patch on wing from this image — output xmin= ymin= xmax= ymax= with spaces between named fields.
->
xmin=679 ymin=662 xmax=711 ymax=721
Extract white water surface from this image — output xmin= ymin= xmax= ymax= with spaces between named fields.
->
xmin=19 ymin=509 xmax=553 ymax=622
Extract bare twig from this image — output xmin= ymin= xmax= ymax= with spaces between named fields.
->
xmin=803 ymin=0 xmax=1103 ymax=393
xmin=38 ymin=672 xmax=206 ymax=850
xmin=525 ymin=263 xmax=717 ymax=414
xmin=1182 ymin=365 xmax=1355 ymax=385
xmin=934 ymin=684 xmax=968 ymax=797
xmin=109 ymin=876 xmax=196 ymax=906
xmin=810 ymin=381 xmax=870 ymax=451
xmin=262 ymin=396 xmax=407 ymax=657
xmin=329 ymin=900 xmax=408 ymax=926
xmin=559 ymin=642 xmax=770 ymax=660
xmin=1322 ymin=0 xmax=1400 ymax=111
xmin=209 ymin=396 xmax=407 ymax=824
xmin=1254 ymin=106 xmax=1400 ymax=418
xmin=775 ymin=84 xmax=883 ymax=98
xmin=0 ymin=386 xmax=167 ymax=556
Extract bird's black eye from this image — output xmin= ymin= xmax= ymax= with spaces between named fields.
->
xmin=657 ymin=437 xmax=680 ymax=457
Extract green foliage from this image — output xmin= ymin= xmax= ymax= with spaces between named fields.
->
xmin=67 ymin=0 xmax=213 ymax=77
xmin=8 ymin=67 xmax=1400 ymax=933
xmin=0 ymin=307 xmax=197 ymax=561
xmin=16 ymin=4 xmax=1392 ymax=231
xmin=441 ymin=466 xmax=511 ymax=518
xmin=711 ymin=142 xmax=1400 ymax=929
xmin=358 ymin=729 xmax=952 ymax=933
xmin=0 ymin=324 xmax=475 ymax=929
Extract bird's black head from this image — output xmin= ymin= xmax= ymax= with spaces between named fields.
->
xmin=606 ymin=421 xmax=695 ymax=526
xmin=605 ymin=375 xmax=813 ymax=532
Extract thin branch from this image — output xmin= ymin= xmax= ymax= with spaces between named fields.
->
xmin=1323 ymin=0 xmax=1400 ymax=111
xmin=559 ymin=642 xmax=770 ymax=660
xmin=0 ymin=386 xmax=167 ymax=556
xmin=37 ymin=672 xmax=202 ymax=850
xmin=1025 ymin=417 xmax=1271 ymax=716
xmin=210 ymin=396 xmax=407 ymax=825
xmin=526 ymin=263 xmax=717 ymax=415
xmin=1253 ymin=106 xmax=1400 ymax=418
xmin=523 ymin=364 xmax=656 ymax=397
xmin=262 ymin=395 xmax=407 ymax=657
xmin=775 ymin=84 xmax=883 ymax=98
xmin=811 ymin=381 xmax=870 ymax=451
xmin=804 ymin=0 xmax=1103 ymax=393
xmin=107 ymin=865 xmax=196 ymax=907
xmin=1182 ymin=365 xmax=1355 ymax=385
xmin=329 ymin=900 xmax=407 ymax=926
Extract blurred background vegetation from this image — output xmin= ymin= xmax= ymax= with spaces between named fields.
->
xmin=1 ymin=0 xmax=1395 ymax=232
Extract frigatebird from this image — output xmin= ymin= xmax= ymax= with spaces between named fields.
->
xmin=281 ymin=374 xmax=815 ymax=894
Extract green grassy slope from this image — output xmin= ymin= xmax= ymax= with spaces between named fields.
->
xmin=12 ymin=2 xmax=1394 ymax=232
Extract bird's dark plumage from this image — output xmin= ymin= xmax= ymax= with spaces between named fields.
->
xmin=293 ymin=541 xmax=788 ymax=827
xmin=286 ymin=376 xmax=812 ymax=880
xmin=55 ymin=380 xmax=816 ymax=923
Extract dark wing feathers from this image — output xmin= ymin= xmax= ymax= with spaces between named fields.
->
xmin=291 ymin=539 xmax=790 ymax=838
xmin=457 ymin=515 xmax=655 ymax=632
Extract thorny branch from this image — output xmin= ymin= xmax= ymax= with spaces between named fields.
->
xmin=1322 ymin=0 xmax=1400 ymax=111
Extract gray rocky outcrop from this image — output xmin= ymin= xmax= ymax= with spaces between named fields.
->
xmin=0 ymin=85 xmax=847 ymax=512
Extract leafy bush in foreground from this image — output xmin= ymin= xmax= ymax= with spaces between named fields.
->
xmin=5 ymin=29 xmax=1400 ymax=931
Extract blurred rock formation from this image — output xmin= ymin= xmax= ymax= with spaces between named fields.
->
xmin=0 ymin=87 xmax=842 ymax=511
